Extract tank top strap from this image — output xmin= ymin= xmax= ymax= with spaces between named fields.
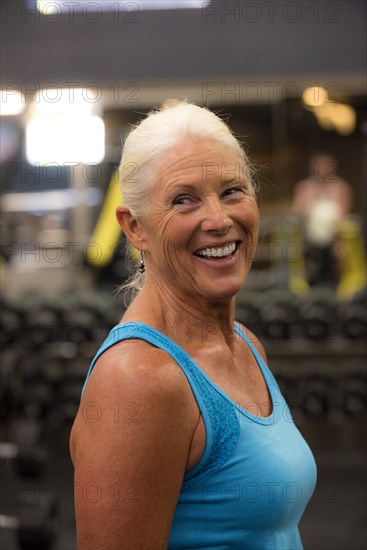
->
xmin=83 ymin=322 xmax=210 ymax=408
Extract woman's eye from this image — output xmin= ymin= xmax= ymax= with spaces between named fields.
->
xmin=173 ymin=195 xmax=193 ymax=205
xmin=223 ymin=186 xmax=245 ymax=197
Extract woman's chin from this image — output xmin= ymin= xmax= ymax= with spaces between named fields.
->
xmin=198 ymin=276 xmax=245 ymax=302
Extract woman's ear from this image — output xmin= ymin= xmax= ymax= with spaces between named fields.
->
xmin=116 ymin=206 xmax=145 ymax=250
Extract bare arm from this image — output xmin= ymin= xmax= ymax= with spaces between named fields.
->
xmin=70 ymin=341 xmax=196 ymax=550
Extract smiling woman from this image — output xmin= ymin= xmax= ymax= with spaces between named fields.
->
xmin=70 ymin=101 xmax=317 ymax=550
xmin=117 ymin=101 xmax=255 ymax=295
xmin=117 ymin=137 xmax=259 ymax=303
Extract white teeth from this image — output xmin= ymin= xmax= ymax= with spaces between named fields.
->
xmin=196 ymin=242 xmax=236 ymax=258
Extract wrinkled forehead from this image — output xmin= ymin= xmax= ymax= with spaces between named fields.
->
xmin=154 ymin=139 xmax=248 ymax=189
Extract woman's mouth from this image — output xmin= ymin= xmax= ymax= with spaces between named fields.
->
xmin=194 ymin=241 xmax=239 ymax=261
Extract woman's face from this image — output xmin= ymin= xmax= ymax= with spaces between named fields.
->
xmin=139 ymin=139 xmax=259 ymax=303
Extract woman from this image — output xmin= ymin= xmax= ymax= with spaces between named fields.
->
xmin=70 ymin=101 xmax=317 ymax=549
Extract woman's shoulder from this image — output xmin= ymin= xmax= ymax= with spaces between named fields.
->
xmin=70 ymin=336 xmax=198 ymax=460
xmin=85 ymin=336 xmax=191 ymax=404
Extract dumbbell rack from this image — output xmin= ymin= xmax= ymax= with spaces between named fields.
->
xmin=235 ymin=285 xmax=367 ymax=428
xmin=1 ymin=287 xmax=366 ymax=549
xmin=267 ymin=340 xmax=366 ymax=421
xmin=0 ymin=291 xmax=122 ymax=550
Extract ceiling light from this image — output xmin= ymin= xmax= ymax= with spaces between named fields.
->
xmin=0 ymin=90 xmax=26 ymax=116
xmin=302 ymin=86 xmax=329 ymax=107
xmin=26 ymin=115 xmax=105 ymax=165
xmin=36 ymin=0 xmax=210 ymax=12
xmin=34 ymin=88 xmax=94 ymax=115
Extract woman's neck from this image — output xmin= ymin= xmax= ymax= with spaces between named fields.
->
xmin=123 ymin=281 xmax=238 ymax=349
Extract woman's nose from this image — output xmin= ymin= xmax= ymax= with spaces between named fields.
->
xmin=200 ymin=199 xmax=233 ymax=233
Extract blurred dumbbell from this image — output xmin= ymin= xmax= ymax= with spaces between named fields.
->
xmin=298 ymin=289 xmax=339 ymax=341
xmin=23 ymin=382 xmax=53 ymax=421
xmin=342 ymin=374 xmax=367 ymax=420
xmin=300 ymin=369 xmax=332 ymax=421
xmin=84 ymin=290 xmax=115 ymax=319
xmin=55 ymin=358 xmax=89 ymax=423
xmin=24 ymin=304 xmax=62 ymax=346
xmin=60 ymin=292 xmax=122 ymax=337
xmin=258 ymin=289 xmax=299 ymax=341
xmin=235 ymin=292 xmax=261 ymax=335
xmin=0 ymin=501 xmax=58 ymax=550
xmin=0 ymin=353 xmax=23 ymax=420
xmin=15 ymin=352 xmax=53 ymax=420
xmin=57 ymin=384 xmax=82 ymax=423
xmin=0 ymin=304 xmax=23 ymax=347
xmin=102 ymin=301 xmax=125 ymax=330
xmin=62 ymin=304 xmax=103 ymax=344
xmin=1 ymin=419 xmax=49 ymax=478
xmin=274 ymin=372 xmax=293 ymax=403
xmin=339 ymin=288 xmax=367 ymax=340
xmin=270 ymin=359 xmax=302 ymax=420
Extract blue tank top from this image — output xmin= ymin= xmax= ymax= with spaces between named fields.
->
xmin=82 ymin=322 xmax=317 ymax=550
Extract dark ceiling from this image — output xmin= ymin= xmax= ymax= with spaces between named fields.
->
xmin=1 ymin=0 xmax=366 ymax=96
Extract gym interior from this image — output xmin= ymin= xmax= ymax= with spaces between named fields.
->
xmin=1 ymin=1 xmax=366 ymax=549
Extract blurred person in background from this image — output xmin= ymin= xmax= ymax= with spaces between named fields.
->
xmin=70 ymin=101 xmax=317 ymax=550
xmin=292 ymin=152 xmax=353 ymax=287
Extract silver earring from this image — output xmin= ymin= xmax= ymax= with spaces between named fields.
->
xmin=138 ymin=252 xmax=145 ymax=274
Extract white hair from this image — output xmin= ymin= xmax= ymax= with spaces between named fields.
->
xmin=118 ymin=100 xmax=255 ymax=297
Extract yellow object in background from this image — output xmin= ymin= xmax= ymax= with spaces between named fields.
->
xmin=288 ymin=224 xmax=310 ymax=296
xmin=337 ymin=218 xmax=367 ymax=300
xmin=85 ymin=169 xmax=139 ymax=267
